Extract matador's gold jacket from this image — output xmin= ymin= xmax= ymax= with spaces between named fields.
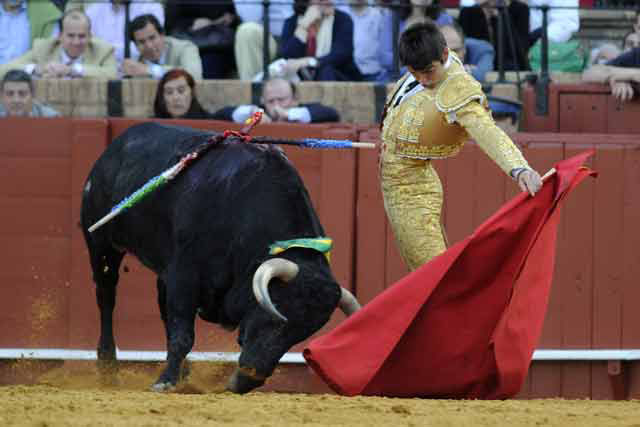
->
xmin=379 ymin=53 xmax=530 ymax=269
xmin=380 ymin=53 xmax=529 ymax=175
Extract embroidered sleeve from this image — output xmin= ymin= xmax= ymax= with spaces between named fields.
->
xmin=455 ymin=101 xmax=530 ymax=176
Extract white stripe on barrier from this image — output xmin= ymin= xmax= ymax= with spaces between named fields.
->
xmin=532 ymin=350 xmax=640 ymax=361
xmin=1 ymin=349 xmax=639 ymax=363
xmin=0 ymin=349 xmax=306 ymax=364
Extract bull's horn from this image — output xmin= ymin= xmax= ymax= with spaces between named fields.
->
xmin=252 ymin=258 xmax=299 ymax=322
xmin=338 ymin=288 xmax=361 ymax=316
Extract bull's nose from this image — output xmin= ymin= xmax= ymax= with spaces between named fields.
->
xmin=226 ymin=366 xmax=265 ymax=394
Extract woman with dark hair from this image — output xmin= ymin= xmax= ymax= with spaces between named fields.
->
xmin=153 ymin=68 xmax=213 ymax=119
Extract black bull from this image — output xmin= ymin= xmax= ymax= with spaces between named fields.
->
xmin=80 ymin=123 xmax=360 ymax=393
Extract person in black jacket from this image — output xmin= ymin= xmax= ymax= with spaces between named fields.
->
xmin=212 ymin=77 xmax=339 ymax=123
xmin=458 ymin=0 xmax=530 ymax=71
xmin=164 ymin=0 xmax=239 ymax=79
xmin=278 ymin=0 xmax=361 ymax=81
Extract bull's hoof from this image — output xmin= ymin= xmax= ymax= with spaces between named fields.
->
xmin=226 ymin=367 xmax=266 ymax=394
xmin=150 ymin=381 xmax=176 ymax=392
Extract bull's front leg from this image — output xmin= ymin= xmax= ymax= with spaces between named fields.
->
xmin=151 ymin=261 xmax=198 ymax=392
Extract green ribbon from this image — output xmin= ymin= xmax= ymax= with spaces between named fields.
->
xmin=269 ymin=237 xmax=333 ymax=261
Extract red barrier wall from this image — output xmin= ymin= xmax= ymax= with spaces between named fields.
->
xmin=1 ymin=118 xmax=639 ymax=398
xmin=521 ymin=84 xmax=640 ymax=133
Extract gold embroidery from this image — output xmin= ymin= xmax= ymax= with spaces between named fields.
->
xmin=455 ymin=102 xmax=530 ymax=175
xmin=379 ymin=58 xmax=530 ymax=271
xmin=435 ymin=72 xmax=486 ymax=115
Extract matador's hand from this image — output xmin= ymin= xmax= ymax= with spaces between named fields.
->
xmin=516 ymin=169 xmax=543 ymax=196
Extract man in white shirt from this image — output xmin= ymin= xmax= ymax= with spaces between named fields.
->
xmin=341 ymin=0 xmax=384 ymax=81
xmin=527 ymin=0 xmax=579 ymax=45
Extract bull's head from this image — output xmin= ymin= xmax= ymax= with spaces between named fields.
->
xmin=252 ymin=258 xmax=361 ymax=321
xmin=226 ymin=257 xmax=361 ymax=394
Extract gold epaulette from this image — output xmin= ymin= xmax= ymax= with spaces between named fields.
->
xmin=435 ymin=72 xmax=486 ymax=121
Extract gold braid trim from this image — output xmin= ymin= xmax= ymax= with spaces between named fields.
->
xmin=456 ymin=102 xmax=530 ymax=175
xmin=435 ymin=72 xmax=487 ymax=123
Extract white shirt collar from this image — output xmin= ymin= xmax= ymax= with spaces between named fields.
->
xmin=61 ymin=48 xmax=84 ymax=65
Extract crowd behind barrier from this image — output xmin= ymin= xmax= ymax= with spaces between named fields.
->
xmin=1 ymin=0 xmax=638 ymax=128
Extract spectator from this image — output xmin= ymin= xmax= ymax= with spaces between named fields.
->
xmin=84 ymin=0 xmax=164 ymax=64
xmin=582 ymin=47 xmax=640 ymax=102
xmin=458 ymin=0 xmax=530 ymax=71
xmin=590 ymin=43 xmax=621 ymax=66
xmin=165 ymin=0 xmax=239 ymax=79
xmin=0 ymin=0 xmax=62 ymax=65
xmin=396 ymin=0 xmax=453 ymax=29
xmin=0 ymin=9 xmax=117 ymax=80
xmin=528 ymin=0 xmax=579 ymax=46
xmin=440 ymin=22 xmax=494 ymax=82
xmin=233 ymin=0 xmax=294 ymax=80
xmin=279 ymin=0 xmax=361 ymax=81
xmin=623 ymin=30 xmax=640 ymax=52
xmin=0 ymin=69 xmax=60 ymax=117
xmin=342 ymin=0 xmax=385 ymax=81
xmin=153 ymin=68 xmax=213 ymax=119
xmin=212 ymin=77 xmax=339 ymax=123
xmin=125 ymin=14 xmax=203 ymax=80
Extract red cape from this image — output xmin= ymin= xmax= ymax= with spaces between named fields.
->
xmin=304 ymin=151 xmax=595 ymax=399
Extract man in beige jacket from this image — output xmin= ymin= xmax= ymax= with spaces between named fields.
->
xmin=0 ymin=9 xmax=117 ymax=80
xmin=123 ymin=14 xmax=203 ymax=80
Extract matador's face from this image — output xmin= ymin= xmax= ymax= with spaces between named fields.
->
xmin=407 ymin=48 xmax=449 ymax=89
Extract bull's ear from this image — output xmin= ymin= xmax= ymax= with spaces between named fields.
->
xmin=252 ymin=258 xmax=299 ymax=322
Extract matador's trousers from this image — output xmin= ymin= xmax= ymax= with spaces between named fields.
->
xmin=381 ymin=157 xmax=447 ymax=271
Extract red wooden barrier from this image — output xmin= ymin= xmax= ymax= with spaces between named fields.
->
xmin=521 ymin=84 xmax=640 ymax=133
xmin=1 ymin=117 xmax=639 ymax=398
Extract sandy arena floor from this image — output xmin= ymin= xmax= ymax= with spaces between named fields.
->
xmin=1 ymin=361 xmax=639 ymax=427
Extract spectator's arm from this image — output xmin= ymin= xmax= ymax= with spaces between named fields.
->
xmin=605 ymin=47 xmax=640 ymax=68
xmin=545 ymin=0 xmax=580 ymax=43
xmin=317 ymin=11 xmax=354 ymax=68
xmin=582 ymin=65 xmax=640 ymax=84
xmin=305 ymin=102 xmax=339 ymax=122
xmin=81 ymin=46 xmax=118 ymax=79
